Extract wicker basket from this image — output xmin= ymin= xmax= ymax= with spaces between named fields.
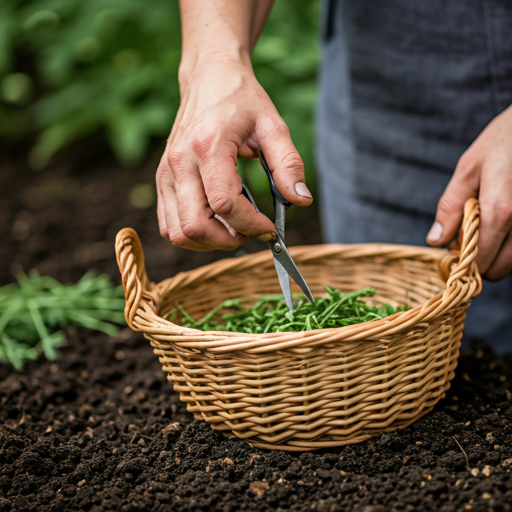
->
xmin=115 ymin=198 xmax=481 ymax=451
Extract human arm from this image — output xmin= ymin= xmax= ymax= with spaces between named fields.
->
xmin=427 ymin=105 xmax=512 ymax=281
xmin=156 ymin=0 xmax=313 ymax=251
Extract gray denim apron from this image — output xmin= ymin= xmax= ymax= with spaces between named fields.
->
xmin=316 ymin=0 xmax=512 ymax=354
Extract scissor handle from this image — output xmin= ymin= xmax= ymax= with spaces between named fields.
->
xmin=259 ymin=150 xmax=292 ymax=208
xmin=242 ymin=184 xmax=259 ymax=212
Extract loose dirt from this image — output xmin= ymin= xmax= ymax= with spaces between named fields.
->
xmin=1 ymin=330 xmax=511 ymax=512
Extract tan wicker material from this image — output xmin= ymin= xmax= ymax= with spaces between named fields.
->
xmin=115 ymin=198 xmax=481 ymax=451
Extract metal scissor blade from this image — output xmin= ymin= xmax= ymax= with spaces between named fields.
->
xmin=271 ymin=238 xmax=315 ymax=305
xmin=273 ymin=256 xmax=293 ymax=311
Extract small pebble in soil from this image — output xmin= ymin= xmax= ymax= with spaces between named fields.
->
xmin=249 ymin=482 xmax=269 ymax=496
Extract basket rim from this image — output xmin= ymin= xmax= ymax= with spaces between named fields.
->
xmin=153 ymin=242 xmax=450 ymax=338
xmin=116 ymin=199 xmax=482 ymax=352
xmin=136 ymin=242 xmax=479 ymax=352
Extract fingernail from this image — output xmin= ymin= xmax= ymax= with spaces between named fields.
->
xmin=257 ymin=232 xmax=277 ymax=243
xmin=427 ymin=221 xmax=443 ymax=242
xmin=295 ymin=182 xmax=312 ymax=199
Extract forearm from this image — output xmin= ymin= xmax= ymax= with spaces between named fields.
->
xmin=178 ymin=0 xmax=274 ymax=85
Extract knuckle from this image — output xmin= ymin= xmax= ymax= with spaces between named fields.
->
xmin=209 ymin=194 xmax=235 ymax=216
xmin=456 ymin=150 xmax=474 ymax=174
xmin=437 ymin=194 xmax=458 ymax=217
xmin=454 ymin=150 xmax=479 ymax=188
xmin=257 ymin=115 xmax=289 ymax=140
xmin=158 ymin=226 xmax=168 ymax=239
xmin=155 ymin=163 xmax=168 ymax=182
xmin=168 ymin=230 xmax=187 ymax=247
xmin=180 ymin=220 xmax=204 ymax=241
xmin=191 ymin=129 xmax=214 ymax=161
xmin=281 ymin=151 xmax=305 ymax=174
xmin=273 ymin=119 xmax=289 ymax=136
xmin=269 ymin=120 xmax=291 ymax=142
xmin=166 ymin=148 xmax=186 ymax=170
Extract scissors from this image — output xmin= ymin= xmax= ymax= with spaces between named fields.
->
xmin=241 ymin=149 xmax=315 ymax=312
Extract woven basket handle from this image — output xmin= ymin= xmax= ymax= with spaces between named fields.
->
xmin=439 ymin=198 xmax=481 ymax=293
xmin=115 ymin=228 xmax=152 ymax=330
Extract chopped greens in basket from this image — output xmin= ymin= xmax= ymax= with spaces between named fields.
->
xmin=167 ymin=286 xmax=409 ymax=334
xmin=0 ymin=271 xmax=126 ymax=370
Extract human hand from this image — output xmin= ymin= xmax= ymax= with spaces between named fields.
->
xmin=156 ymin=56 xmax=312 ymax=252
xmin=427 ymin=105 xmax=512 ymax=281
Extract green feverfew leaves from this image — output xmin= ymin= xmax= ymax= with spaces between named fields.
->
xmin=168 ymin=287 xmax=410 ymax=335
xmin=0 ymin=270 xmax=126 ymax=370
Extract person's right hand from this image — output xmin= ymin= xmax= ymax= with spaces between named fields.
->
xmin=156 ymin=55 xmax=313 ymax=252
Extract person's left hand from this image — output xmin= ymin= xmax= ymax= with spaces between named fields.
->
xmin=427 ymin=104 xmax=512 ymax=282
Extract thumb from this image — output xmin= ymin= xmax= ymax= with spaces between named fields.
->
xmin=427 ymin=162 xmax=479 ymax=246
xmin=256 ymin=117 xmax=313 ymax=207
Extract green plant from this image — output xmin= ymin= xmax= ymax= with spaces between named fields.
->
xmin=168 ymin=287 xmax=410 ymax=334
xmin=0 ymin=270 xmax=126 ymax=370
xmin=0 ymin=0 xmax=182 ymax=168
xmin=0 ymin=0 xmax=320 ymax=200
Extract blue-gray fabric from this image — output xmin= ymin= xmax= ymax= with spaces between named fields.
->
xmin=316 ymin=0 xmax=512 ymax=354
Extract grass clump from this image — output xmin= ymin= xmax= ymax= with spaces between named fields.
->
xmin=168 ymin=286 xmax=409 ymax=334
xmin=0 ymin=271 xmax=126 ymax=370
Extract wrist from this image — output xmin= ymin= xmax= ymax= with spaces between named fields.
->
xmin=178 ymin=48 xmax=253 ymax=91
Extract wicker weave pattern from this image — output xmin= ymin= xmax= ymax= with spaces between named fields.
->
xmin=116 ymin=199 xmax=481 ymax=450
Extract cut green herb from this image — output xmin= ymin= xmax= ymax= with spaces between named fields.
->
xmin=167 ymin=286 xmax=409 ymax=334
xmin=0 ymin=271 xmax=126 ymax=370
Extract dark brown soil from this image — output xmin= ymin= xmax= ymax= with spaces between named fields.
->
xmin=1 ymin=329 xmax=511 ymax=512
xmin=1 ymin=143 xmax=511 ymax=511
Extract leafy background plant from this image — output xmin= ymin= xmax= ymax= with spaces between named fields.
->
xmin=0 ymin=0 xmax=321 ymax=198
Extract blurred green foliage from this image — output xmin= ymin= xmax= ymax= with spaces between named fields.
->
xmin=0 ymin=0 xmax=320 ymax=195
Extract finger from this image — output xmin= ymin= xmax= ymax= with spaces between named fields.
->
xmin=197 ymin=148 xmax=277 ymax=242
xmin=255 ymin=114 xmax=313 ymax=206
xmin=475 ymin=198 xmax=512 ymax=274
xmin=156 ymin=183 xmax=169 ymax=239
xmin=426 ymin=152 xmax=480 ymax=246
xmin=483 ymin=231 xmax=512 ymax=282
xmin=474 ymin=150 xmax=512 ymax=273
xmin=171 ymin=153 xmax=246 ymax=250
xmin=156 ymin=162 xmax=210 ymax=251
xmin=214 ymin=214 xmax=238 ymax=237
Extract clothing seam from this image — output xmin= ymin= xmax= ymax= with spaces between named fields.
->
xmin=320 ymin=0 xmax=337 ymax=42
xmin=482 ymin=0 xmax=500 ymax=116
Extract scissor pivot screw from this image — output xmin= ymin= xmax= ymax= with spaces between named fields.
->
xmin=273 ymin=242 xmax=282 ymax=253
